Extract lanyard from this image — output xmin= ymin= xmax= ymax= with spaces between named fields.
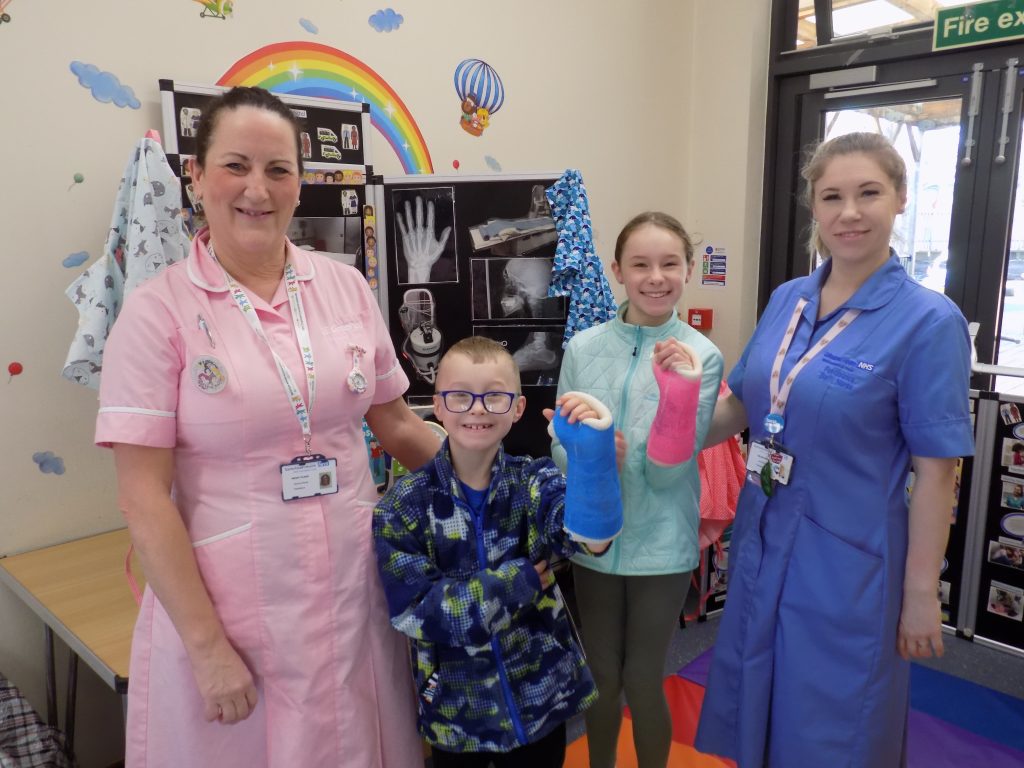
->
xmin=210 ymin=242 xmax=318 ymax=454
xmin=769 ymin=297 xmax=860 ymax=418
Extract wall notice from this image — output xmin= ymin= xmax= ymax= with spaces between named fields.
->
xmin=702 ymin=245 xmax=726 ymax=287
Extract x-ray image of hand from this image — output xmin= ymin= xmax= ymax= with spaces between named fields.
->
xmin=398 ymin=196 xmax=452 ymax=283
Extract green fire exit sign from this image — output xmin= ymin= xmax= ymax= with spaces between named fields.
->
xmin=935 ymin=1 xmax=1024 ymax=50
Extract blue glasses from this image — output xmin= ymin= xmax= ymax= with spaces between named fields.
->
xmin=438 ymin=390 xmax=517 ymax=414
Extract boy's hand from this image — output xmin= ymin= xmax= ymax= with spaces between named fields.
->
xmin=533 ymin=560 xmax=556 ymax=590
xmin=543 ymin=394 xmax=599 ymax=426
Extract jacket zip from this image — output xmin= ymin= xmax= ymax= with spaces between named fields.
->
xmin=612 ymin=324 xmax=645 ymax=573
xmin=464 ymin=494 xmax=529 ymax=745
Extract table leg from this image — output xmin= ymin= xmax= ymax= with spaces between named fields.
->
xmin=44 ymin=625 xmax=57 ymax=727
xmin=64 ymin=651 xmax=78 ymax=757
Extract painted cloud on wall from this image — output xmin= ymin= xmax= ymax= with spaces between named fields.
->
xmin=369 ymin=8 xmax=403 ymax=32
xmin=69 ymin=62 xmax=140 ymax=109
xmin=32 ymin=451 xmax=66 ymax=475
xmin=63 ymin=251 xmax=89 ymax=268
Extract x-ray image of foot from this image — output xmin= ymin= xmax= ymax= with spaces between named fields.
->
xmin=512 ymin=332 xmax=558 ymax=372
xmin=399 ymin=288 xmax=443 ymax=384
xmin=469 ymin=184 xmax=556 ymax=255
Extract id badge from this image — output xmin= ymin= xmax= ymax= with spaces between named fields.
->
xmin=745 ymin=440 xmax=795 ymax=486
xmin=281 ymin=454 xmax=339 ymax=501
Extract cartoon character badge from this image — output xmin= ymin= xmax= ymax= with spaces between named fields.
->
xmin=192 ymin=355 xmax=228 ymax=394
xmin=453 ymin=58 xmax=504 ymax=137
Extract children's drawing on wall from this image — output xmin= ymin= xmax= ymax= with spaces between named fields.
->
xmin=454 ymin=59 xmax=504 ymax=137
xmin=0 ymin=1 xmax=14 ymax=26
xmin=391 ymin=188 xmax=456 ymax=284
xmin=194 ymin=0 xmax=233 ymax=19
xmin=299 ymin=18 xmax=318 ymax=34
xmin=69 ymin=62 xmax=140 ymax=109
xmin=368 ymin=8 xmax=403 ymax=32
xmin=32 ymin=451 xmax=65 ymax=476
xmin=398 ymin=288 xmax=443 ymax=384
xmin=7 ymin=362 xmax=23 ymax=383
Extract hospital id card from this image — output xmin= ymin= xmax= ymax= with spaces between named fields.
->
xmin=746 ymin=440 xmax=794 ymax=486
xmin=281 ymin=454 xmax=339 ymax=501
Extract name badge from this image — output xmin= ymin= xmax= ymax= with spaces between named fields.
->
xmin=281 ymin=454 xmax=339 ymax=501
xmin=746 ymin=440 xmax=795 ymax=487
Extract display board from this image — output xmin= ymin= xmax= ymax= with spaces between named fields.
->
xmin=159 ymin=80 xmax=375 ymax=282
xmin=379 ymin=173 xmax=564 ymax=459
xmin=974 ymin=393 xmax=1024 ymax=649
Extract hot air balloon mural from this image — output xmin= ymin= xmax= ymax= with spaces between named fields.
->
xmin=453 ymin=58 xmax=504 ymax=137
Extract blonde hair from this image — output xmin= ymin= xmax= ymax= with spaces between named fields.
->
xmin=614 ymin=211 xmax=695 ymax=266
xmin=438 ymin=336 xmax=521 ymax=393
xmin=801 ymin=132 xmax=907 ymax=259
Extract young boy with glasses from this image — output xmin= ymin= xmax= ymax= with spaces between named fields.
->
xmin=372 ymin=336 xmax=609 ymax=767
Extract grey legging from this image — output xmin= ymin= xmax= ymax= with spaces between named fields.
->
xmin=572 ymin=565 xmax=691 ymax=768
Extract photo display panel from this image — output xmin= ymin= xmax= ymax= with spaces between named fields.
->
xmin=381 ymin=174 xmax=565 ymax=458
xmin=976 ymin=394 xmax=1024 ymax=648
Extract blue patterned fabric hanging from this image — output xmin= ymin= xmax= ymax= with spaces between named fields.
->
xmin=545 ymin=170 xmax=618 ymax=348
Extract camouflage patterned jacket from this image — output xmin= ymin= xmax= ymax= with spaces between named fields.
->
xmin=372 ymin=441 xmax=597 ymax=752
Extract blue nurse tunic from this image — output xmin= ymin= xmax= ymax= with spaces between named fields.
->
xmin=695 ymin=254 xmax=974 ymax=767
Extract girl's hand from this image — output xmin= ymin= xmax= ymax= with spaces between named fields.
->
xmin=653 ymin=338 xmax=698 ymax=372
xmin=615 ymin=430 xmax=626 ymax=472
xmin=897 ymin=588 xmax=944 ymax=660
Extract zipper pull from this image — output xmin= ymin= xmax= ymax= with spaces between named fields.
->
xmin=632 ymin=345 xmax=638 ymax=357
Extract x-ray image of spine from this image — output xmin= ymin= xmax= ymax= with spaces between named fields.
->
xmin=399 ymin=288 xmax=443 ymax=384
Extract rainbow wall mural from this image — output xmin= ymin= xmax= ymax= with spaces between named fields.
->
xmin=219 ymin=42 xmax=433 ymax=174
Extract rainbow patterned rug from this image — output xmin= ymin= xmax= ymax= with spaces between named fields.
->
xmin=565 ymin=649 xmax=1024 ymax=767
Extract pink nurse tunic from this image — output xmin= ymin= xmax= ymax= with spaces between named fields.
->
xmin=96 ymin=234 xmax=422 ymax=767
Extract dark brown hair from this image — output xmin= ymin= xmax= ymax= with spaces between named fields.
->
xmin=194 ymin=86 xmax=304 ymax=174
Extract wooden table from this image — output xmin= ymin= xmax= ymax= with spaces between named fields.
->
xmin=0 ymin=528 xmax=143 ymax=752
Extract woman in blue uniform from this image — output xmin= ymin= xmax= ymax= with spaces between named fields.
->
xmin=695 ymin=132 xmax=974 ymax=767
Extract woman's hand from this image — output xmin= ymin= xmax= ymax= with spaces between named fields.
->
xmin=897 ymin=587 xmax=944 ymax=660
xmin=190 ymin=637 xmax=259 ymax=724
xmin=615 ymin=430 xmax=627 ymax=472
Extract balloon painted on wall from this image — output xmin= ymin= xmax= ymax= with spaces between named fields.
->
xmin=8 ymin=362 xmax=23 ymax=382
xmin=67 ymin=173 xmax=84 ymax=191
xmin=484 ymin=155 xmax=502 ymax=172
xmin=454 ymin=58 xmax=504 ymax=137
xmin=194 ymin=0 xmax=233 ymax=19
xmin=299 ymin=18 xmax=318 ymax=34
xmin=69 ymin=63 xmax=140 ymax=109
xmin=0 ymin=0 xmax=14 ymax=26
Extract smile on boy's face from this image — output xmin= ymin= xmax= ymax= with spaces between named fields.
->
xmin=433 ymin=353 xmax=525 ymax=455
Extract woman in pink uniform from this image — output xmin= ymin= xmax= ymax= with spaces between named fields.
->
xmin=96 ymin=87 xmax=440 ymax=767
